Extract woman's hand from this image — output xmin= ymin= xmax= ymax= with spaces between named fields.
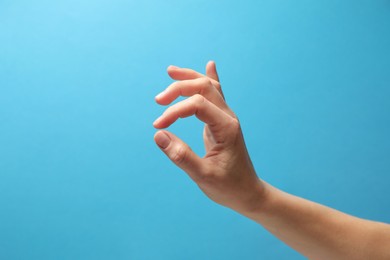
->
xmin=153 ymin=61 xmax=265 ymax=215
xmin=153 ymin=61 xmax=390 ymax=260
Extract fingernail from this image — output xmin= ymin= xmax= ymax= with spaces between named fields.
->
xmin=168 ymin=65 xmax=179 ymax=70
xmin=155 ymin=91 xmax=165 ymax=100
xmin=155 ymin=131 xmax=171 ymax=149
xmin=153 ymin=116 xmax=162 ymax=126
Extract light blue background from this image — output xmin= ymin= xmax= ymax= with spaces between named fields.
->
xmin=1 ymin=1 xmax=389 ymax=259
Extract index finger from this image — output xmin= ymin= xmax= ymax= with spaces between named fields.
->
xmin=167 ymin=65 xmax=224 ymax=98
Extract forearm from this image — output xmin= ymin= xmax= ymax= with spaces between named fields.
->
xmin=242 ymin=181 xmax=390 ymax=260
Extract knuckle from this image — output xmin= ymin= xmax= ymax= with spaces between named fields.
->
xmin=165 ymin=82 xmax=179 ymax=96
xmin=171 ymin=145 xmax=187 ymax=165
xmin=199 ymin=77 xmax=211 ymax=86
xmin=170 ymin=81 xmax=180 ymax=91
xmin=192 ymin=94 xmax=206 ymax=104
xmin=195 ymin=78 xmax=212 ymax=94
xmin=164 ymin=105 xmax=174 ymax=115
xmin=229 ymin=118 xmax=241 ymax=134
xmin=230 ymin=118 xmax=240 ymax=128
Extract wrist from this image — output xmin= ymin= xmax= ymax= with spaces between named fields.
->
xmin=239 ymin=178 xmax=271 ymax=219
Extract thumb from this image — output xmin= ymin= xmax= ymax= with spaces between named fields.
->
xmin=154 ymin=130 xmax=204 ymax=181
xmin=206 ymin=60 xmax=220 ymax=82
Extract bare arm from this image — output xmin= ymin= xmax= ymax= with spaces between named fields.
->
xmin=153 ymin=61 xmax=390 ymax=260
xmin=247 ymin=183 xmax=390 ymax=259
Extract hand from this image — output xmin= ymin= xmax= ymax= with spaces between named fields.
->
xmin=153 ymin=61 xmax=265 ymax=214
xmin=153 ymin=62 xmax=390 ymax=259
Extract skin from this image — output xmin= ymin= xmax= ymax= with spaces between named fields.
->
xmin=153 ymin=61 xmax=390 ymax=260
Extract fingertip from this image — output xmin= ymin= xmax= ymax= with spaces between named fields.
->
xmin=155 ymin=91 xmax=164 ymax=102
xmin=207 ymin=60 xmax=215 ymax=66
xmin=167 ymin=66 xmax=177 ymax=79
xmin=153 ymin=116 xmax=163 ymax=128
xmin=154 ymin=130 xmax=171 ymax=149
xmin=206 ymin=60 xmax=219 ymax=81
xmin=167 ymin=65 xmax=179 ymax=71
xmin=207 ymin=60 xmax=217 ymax=69
xmin=153 ymin=130 xmax=161 ymax=139
xmin=154 ymin=95 xmax=170 ymax=106
xmin=155 ymin=88 xmax=173 ymax=105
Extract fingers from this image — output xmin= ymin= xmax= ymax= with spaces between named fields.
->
xmin=155 ymin=77 xmax=228 ymax=112
xmin=167 ymin=62 xmax=224 ymax=97
xmin=167 ymin=65 xmax=206 ymax=81
xmin=153 ymin=94 xmax=235 ymax=142
xmin=154 ymin=130 xmax=204 ymax=181
xmin=153 ymin=94 xmax=229 ymax=128
xmin=206 ymin=60 xmax=220 ymax=82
